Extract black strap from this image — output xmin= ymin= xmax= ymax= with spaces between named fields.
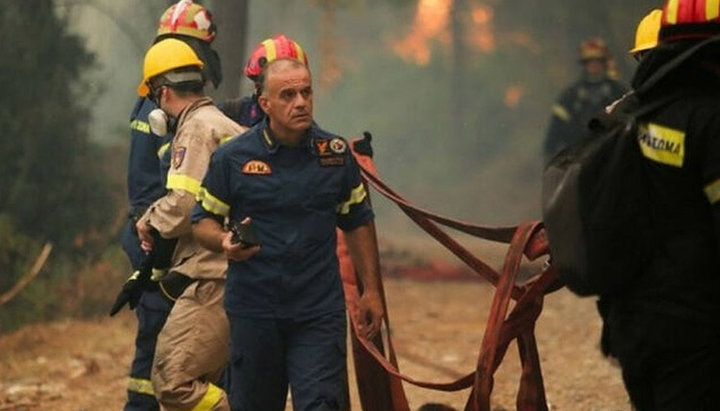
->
xmin=636 ymin=35 xmax=720 ymax=96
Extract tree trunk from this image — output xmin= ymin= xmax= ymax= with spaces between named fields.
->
xmin=210 ymin=0 xmax=249 ymax=101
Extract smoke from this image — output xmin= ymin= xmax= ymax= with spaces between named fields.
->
xmin=64 ymin=0 xmax=659 ymax=244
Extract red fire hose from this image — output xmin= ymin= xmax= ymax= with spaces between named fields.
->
xmin=341 ymin=143 xmax=562 ymax=411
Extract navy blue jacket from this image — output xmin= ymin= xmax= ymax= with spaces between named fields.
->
xmin=127 ymin=98 xmax=173 ymax=215
xmin=192 ymin=120 xmax=374 ymax=319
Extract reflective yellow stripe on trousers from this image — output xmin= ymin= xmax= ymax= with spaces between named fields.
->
xmin=128 ymin=377 xmax=154 ymax=396
xmin=190 ymin=383 xmax=223 ymax=411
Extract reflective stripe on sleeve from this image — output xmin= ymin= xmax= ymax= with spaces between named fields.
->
xmin=127 ymin=377 xmax=154 ymax=396
xmin=704 ymin=178 xmax=720 ymax=204
xmin=166 ymin=174 xmax=202 ymax=196
xmin=157 ymin=142 xmax=171 ymax=159
xmin=189 ymin=383 xmax=224 ymax=411
xmin=197 ymin=187 xmax=230 ymax=217
xmin=551 ymin=104 xmax=571 ymax=122
xmin=336 ymin=183 xmax=367 ymax=215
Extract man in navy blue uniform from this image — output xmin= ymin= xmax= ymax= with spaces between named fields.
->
xmin=192 ymin=58 xmax=384 ymax=411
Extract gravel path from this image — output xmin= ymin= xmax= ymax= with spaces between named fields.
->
xmin=0 ymin=278 xmax=631 ymax=410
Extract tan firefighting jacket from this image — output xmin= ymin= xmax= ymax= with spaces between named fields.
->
xmin=141 ymin=97 xmax=247 ymax=280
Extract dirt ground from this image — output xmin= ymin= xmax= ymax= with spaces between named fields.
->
xmin=0 ymin=275 xmax=631 ymax=411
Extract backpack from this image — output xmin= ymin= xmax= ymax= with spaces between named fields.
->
xmin=541 ymin=94 xmax=671 ymax=296
xmin=541 ymin=35 xmax=720 ymax=297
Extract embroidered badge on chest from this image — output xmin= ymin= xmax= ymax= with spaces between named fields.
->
xmin=329 ymin=138 xmax=347 ymax=154
xmin=242 ymin=160 xmax=272 ymax=175
xmin=172 ymin=146 xmax=186 ymax=169
xmin=315 ymin=140 xmax=331 ymax=156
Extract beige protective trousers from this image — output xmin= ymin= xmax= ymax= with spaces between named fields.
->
xmin=152 ymin=279 xmax=230 ymax=411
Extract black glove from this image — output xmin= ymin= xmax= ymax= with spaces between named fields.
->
xmin=109 ymin=271 xmax=144 ymax=316
xmin=352 ymin=131 xmax=374 ymax=158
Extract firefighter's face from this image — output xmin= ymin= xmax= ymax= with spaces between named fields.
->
xmin=259 ymin=63 xmax=314 ymax=135
xmin=583 ymin=59 xmax=607 ymax=77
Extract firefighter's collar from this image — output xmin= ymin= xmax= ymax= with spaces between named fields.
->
xmin=261 ymin=120 xmax=312 ymax=154
xmin=176 ymin=97 xmax=214 ymax=127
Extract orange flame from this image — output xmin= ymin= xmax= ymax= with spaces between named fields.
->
xmin=392 ymin=0 xmax=496 ymax=65
xmin=392 ymin=0 xmax=452 ymax=65
xmin=503 ymin=85 xmax=525 ymax=108
xmin=467 ymin=4 xmax=495 ymax=53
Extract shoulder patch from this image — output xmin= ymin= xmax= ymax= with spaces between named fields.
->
xmin=242 ymin=160 xmax=272 ymax=175
xmin=329 ymin=137 xmax=347 ymax=154
xmin=637 ymin=123 xmax=685 ymax=168
xmin=172 ymin=146 xmax=186 ymax=169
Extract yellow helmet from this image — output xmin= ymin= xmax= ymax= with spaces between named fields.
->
xmin=579 ymin=38 xmax=610 ymax=61
xmin=137 ymin=38 xmax=204 ymax=97
xmin=630 ymin=9 xmax=662 ymax=56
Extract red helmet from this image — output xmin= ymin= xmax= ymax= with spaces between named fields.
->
xmin=578 ymin=37 xmax=610 ymax=61
xmin=244 ymin=34 xmax=309 ymax=80
xmin=157 ymin=0 xmax=216 ymax=43
xmin=659 ymin=0 xmax=720 ymax=43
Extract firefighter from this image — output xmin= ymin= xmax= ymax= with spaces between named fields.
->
xmin=596 ymin=1 xmax=720 ymax=408
xmin=543 ymin=38 xmax=628 ymax=163
xmin=630 ymin=9 xmax=663 ymax=61
xmin=135 ymin=38 xmax=246 ymax=411
xmin=191 ymin=58 xmax=384 ymax=411
xmin=114 ymin=1 xmax=224 ymax=410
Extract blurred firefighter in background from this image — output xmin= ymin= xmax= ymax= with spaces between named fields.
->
xmin=111 ymin=1 xmax=224 ymax=410
xmin=543 ymin=37 xmax=628 ymax=163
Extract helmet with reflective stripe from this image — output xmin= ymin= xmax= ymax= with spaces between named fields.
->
xmin=630 ymin=9 xmax=663 ymax=55
xmin=659 ymin=0 xmax=720 ymax=43
xmin=244 ymin=34 xmax=310 ymax=81
xmin=157 ymin=0 xmax=216 ymax=43
xmin=579 ymin=37 xmax=610 ymax=61
xmin=137 ymin=38 xmax=204 ymax=97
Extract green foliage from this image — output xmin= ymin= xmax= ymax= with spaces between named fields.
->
xmin=0 ymin=1 xmax=116 ymax=250
xmin=0 ymin=0 xmax=120 ymax=332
